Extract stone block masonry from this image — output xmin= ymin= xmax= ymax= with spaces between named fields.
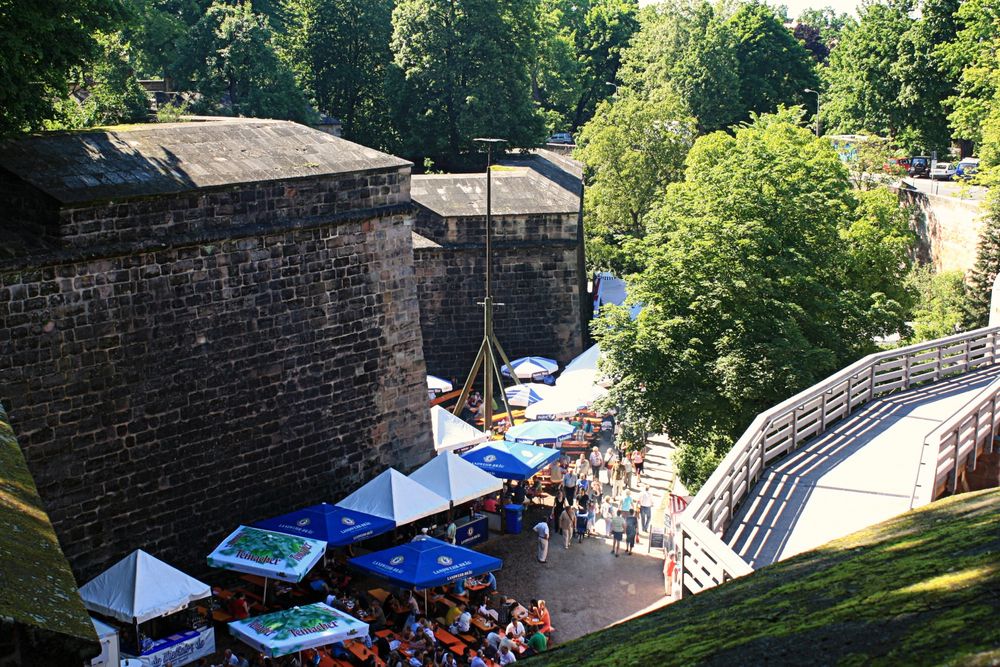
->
xmin=414 ymin=241 xmax=583 ymax=383
xmin=0 ymin=120 xmax=432 ymax=581
xmin=410 ymin=167 xmax=586 ymax=384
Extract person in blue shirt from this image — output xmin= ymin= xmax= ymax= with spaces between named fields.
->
xmin=454 ymin=577 xmax=466 ymax=596
xmin=483 ymin=570 xmax=497 ymax=592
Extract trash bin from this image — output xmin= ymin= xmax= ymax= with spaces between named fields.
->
xmin=504 ymin=504 xmax=524 ymax=534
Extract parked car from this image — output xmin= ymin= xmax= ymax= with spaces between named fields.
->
xmin=956 ymin=157 xmax=980 ymax=180
xmin=908 ymin=156 xmax=931 ymax=178
xmin=548 ymin=132 xmax=573 ymax=144
xmin=883 ymin=157 xmax=910 ymax=174
xmin=929 ymin=162 xmax=957 ymax=180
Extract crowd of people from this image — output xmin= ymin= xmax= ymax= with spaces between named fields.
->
xmin=533 ymin=442 xmax=654 ymax=562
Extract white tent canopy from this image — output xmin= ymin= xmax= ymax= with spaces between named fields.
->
xmin=431 ymin=405 xmax=489 ymax=453
xmin=562 ymin=343 xmax=600 ymax=375
xmin=409 ymin=452 xmax=503 ymax=506
xmin=525 ymin=383 xmax=608 ymax=420
xmin=337 ymin=468 xmax=450 ymax=526
xmin=80 ymin=550 xmax=211 ymax=624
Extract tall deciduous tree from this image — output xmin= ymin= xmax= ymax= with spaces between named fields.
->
xmin=172 ymin=0 xmax=313 ymax=123
xmin=279 ymin=0 xmax=394 ymax=148
xmin=0 ymin=0 xmax=127 ymax=134
xmin=615 ymin=0 xmax=815 ymax=134
xmin=726 ymin=3 xmax=818 ymax=119
xmin=595 ymin=108 xmax=914 ymax=491
xmin=940 ymin=0 xmax=1000 ymax=147
xmin=46 ymin=31 xmax=152 ymax=130
xmin=575 ymin=92 xmax=695 ymax=273
xmin=391 ymin=0 xmax=546 ymax=167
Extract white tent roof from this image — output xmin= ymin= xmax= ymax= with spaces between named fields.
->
xmin=336 ymin=468 xmax=450 ymax=526
xmin=562 ymin=344 xmax=600 ymax=375
xmin=431 ymin=405 xmax=489 ymax=453
xmin=80 ymin=550 xmax=211 ymax=624
xmin=525 ymin=383 xmax=608 ymax=420
xmin=409 ymin=453 xmax=503 ymax=506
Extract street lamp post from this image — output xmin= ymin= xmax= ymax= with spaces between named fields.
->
xmin=606 ymin=81 xmax=620 ymax=97
xmin=804 ymin=88 xmax=820 ymax=137
xmin=451 ymin=138 xmax=519 ymax=433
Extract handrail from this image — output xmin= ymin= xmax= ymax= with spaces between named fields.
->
xmin=911 ymin=374 xmax=1000 ymax=508
xmin=677 ymin=325 xmax=1000 ymax=595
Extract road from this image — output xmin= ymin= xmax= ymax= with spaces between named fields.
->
xmin=898 ymin=176 xmax=987 ymax=200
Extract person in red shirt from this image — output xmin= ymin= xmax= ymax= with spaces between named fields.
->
xmin=228 ymin=592 xmax=250 ymax=620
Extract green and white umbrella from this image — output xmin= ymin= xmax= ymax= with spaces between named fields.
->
xmin=229 ymin=603 xmax=368 ymax=658
xmin=207 ymin=526 xmax=326 ymax=583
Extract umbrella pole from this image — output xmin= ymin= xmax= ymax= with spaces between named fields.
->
xmin=263 ymin=576 xmax=268 ymax=607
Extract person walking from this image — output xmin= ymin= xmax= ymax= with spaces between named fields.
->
xmin=624 ymin=509 xmax=639 ymax=555
xmin=631 ymin=448 xmax=645 ymax=487
xmin=639 ymin=486 xmax=653 ymax=533
xmin=575 ymin=502 xmax=589 ymax=544
xmin=559 ymin=506 xmax=575 ymax=549
xmin=589 ymin=447 xmax=604 ymax=484
xmin=575 ymin=453 xmax=591 ymax=483
xmin=621 ymin=489 xmax=634 ymax=515
xmin=622 ymin=456 xmax=635 ymax=490
xmin=552 ymin=490 xmax=566 ymax=535
xmin=609 ymin=510 xmax=625 ymax=557
xmin=533 ymin=520 xmax=549 ymax=563
xmin=562 ymin=468 xmax=578 ymax=505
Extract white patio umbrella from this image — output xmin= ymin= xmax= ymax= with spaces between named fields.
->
xmin=427 ymin=375 xmax=453 ymax=399
xmin=504 ymin=382 xmax=554 ymax=407
xmin=501 ymin=356 xmax=558 ymax=380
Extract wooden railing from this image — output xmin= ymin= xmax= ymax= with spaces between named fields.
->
xmin=677 ymin=326 xmax=1000 ymax=596
xmin=911 ymin=375 xmax=1000 ymax=508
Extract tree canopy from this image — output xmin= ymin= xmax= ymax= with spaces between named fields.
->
xmin=594 ymin=108 xmax=915 ymax=491
xmin=389 ymin=0 xmax=546 ymax=167
xmin=0 ymin=0 xmax=127 ymax=134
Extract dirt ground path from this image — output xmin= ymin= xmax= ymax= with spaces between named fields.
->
xmin=478 ymin=501 xmax=668 ymax=644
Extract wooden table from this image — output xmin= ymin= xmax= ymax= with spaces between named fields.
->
xmin=346 ymin=639 xmax=385 ymax=667
xmin=434 ymin=628 xmax=468 ymax=655
xmin=466 ymin=581 xmax=489 ymax=592
xmin=471 ymin=615 xmax=498 ymax=633
xmin=368 ymin=588 xmax=390 ymax=604
xmin=524 ymin=615 xmax=543 ymax=627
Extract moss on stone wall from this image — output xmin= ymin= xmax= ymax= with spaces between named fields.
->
xmin=536 ymin=489 xmax=1000 ymax=666
xmin=0 ymin=403 xmax=97 ymax=643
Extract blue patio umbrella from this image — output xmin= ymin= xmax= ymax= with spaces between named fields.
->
xmin=500 ymin=356 xmax=559 ymax=380
xmin=348 ymin=537 xmax=502 ymax=590
xmin=254 ymin=503 xmax=394 ymax=547
xmin=504 ymin=420 xmax=574 ymax=445
xmin=460 ymin=442 xmax=561 ymax=481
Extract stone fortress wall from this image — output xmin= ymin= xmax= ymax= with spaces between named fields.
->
xmin=409 ymin=157 xmax=586 ymax=385
xmin=0 ymin=120 xmax=432 ymax=580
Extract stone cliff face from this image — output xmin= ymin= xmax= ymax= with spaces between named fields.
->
xmin=0 ymin=120 xmax=432 ymax=580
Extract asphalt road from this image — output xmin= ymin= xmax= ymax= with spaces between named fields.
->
xmin=899 ymin=176 xmax=987 ymax=200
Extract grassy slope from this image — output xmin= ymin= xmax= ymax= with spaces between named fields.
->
xmin=0 ymin=404 xmax=97 ymax=642
xmin=536 ymin=489 xmax=1000 ymax=666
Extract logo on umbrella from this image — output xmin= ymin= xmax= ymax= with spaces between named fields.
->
xmin=341 ymin=517 xmax=356 ymax=526
xmin=437 ymin=556 xmax=453 ymax=566
xmin=520 ymin=449 xmax=534 ymax=458
xmin=297 ymin=518 xmax=311 ymax=527
xmin=390 ymin=556 xmax=405 ymax=565
xmin=467 ymin=527 xmax=474 ymax=536
xmin=484 ymin=455 xmax=497 ymax=463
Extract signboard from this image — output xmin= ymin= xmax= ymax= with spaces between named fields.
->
xmin=456 ymin=515 xmax=489 ymax=548
xmin=124 ymin=627 xmax=215 ymax=667
xmin=648 ymin=527 xmax=665 ymax=551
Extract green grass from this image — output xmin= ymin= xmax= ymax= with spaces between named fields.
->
xmin=534 ymin=488 xmax=1000 ymax=666
xmin=0 ymin=404 xmax=98 ymax=642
